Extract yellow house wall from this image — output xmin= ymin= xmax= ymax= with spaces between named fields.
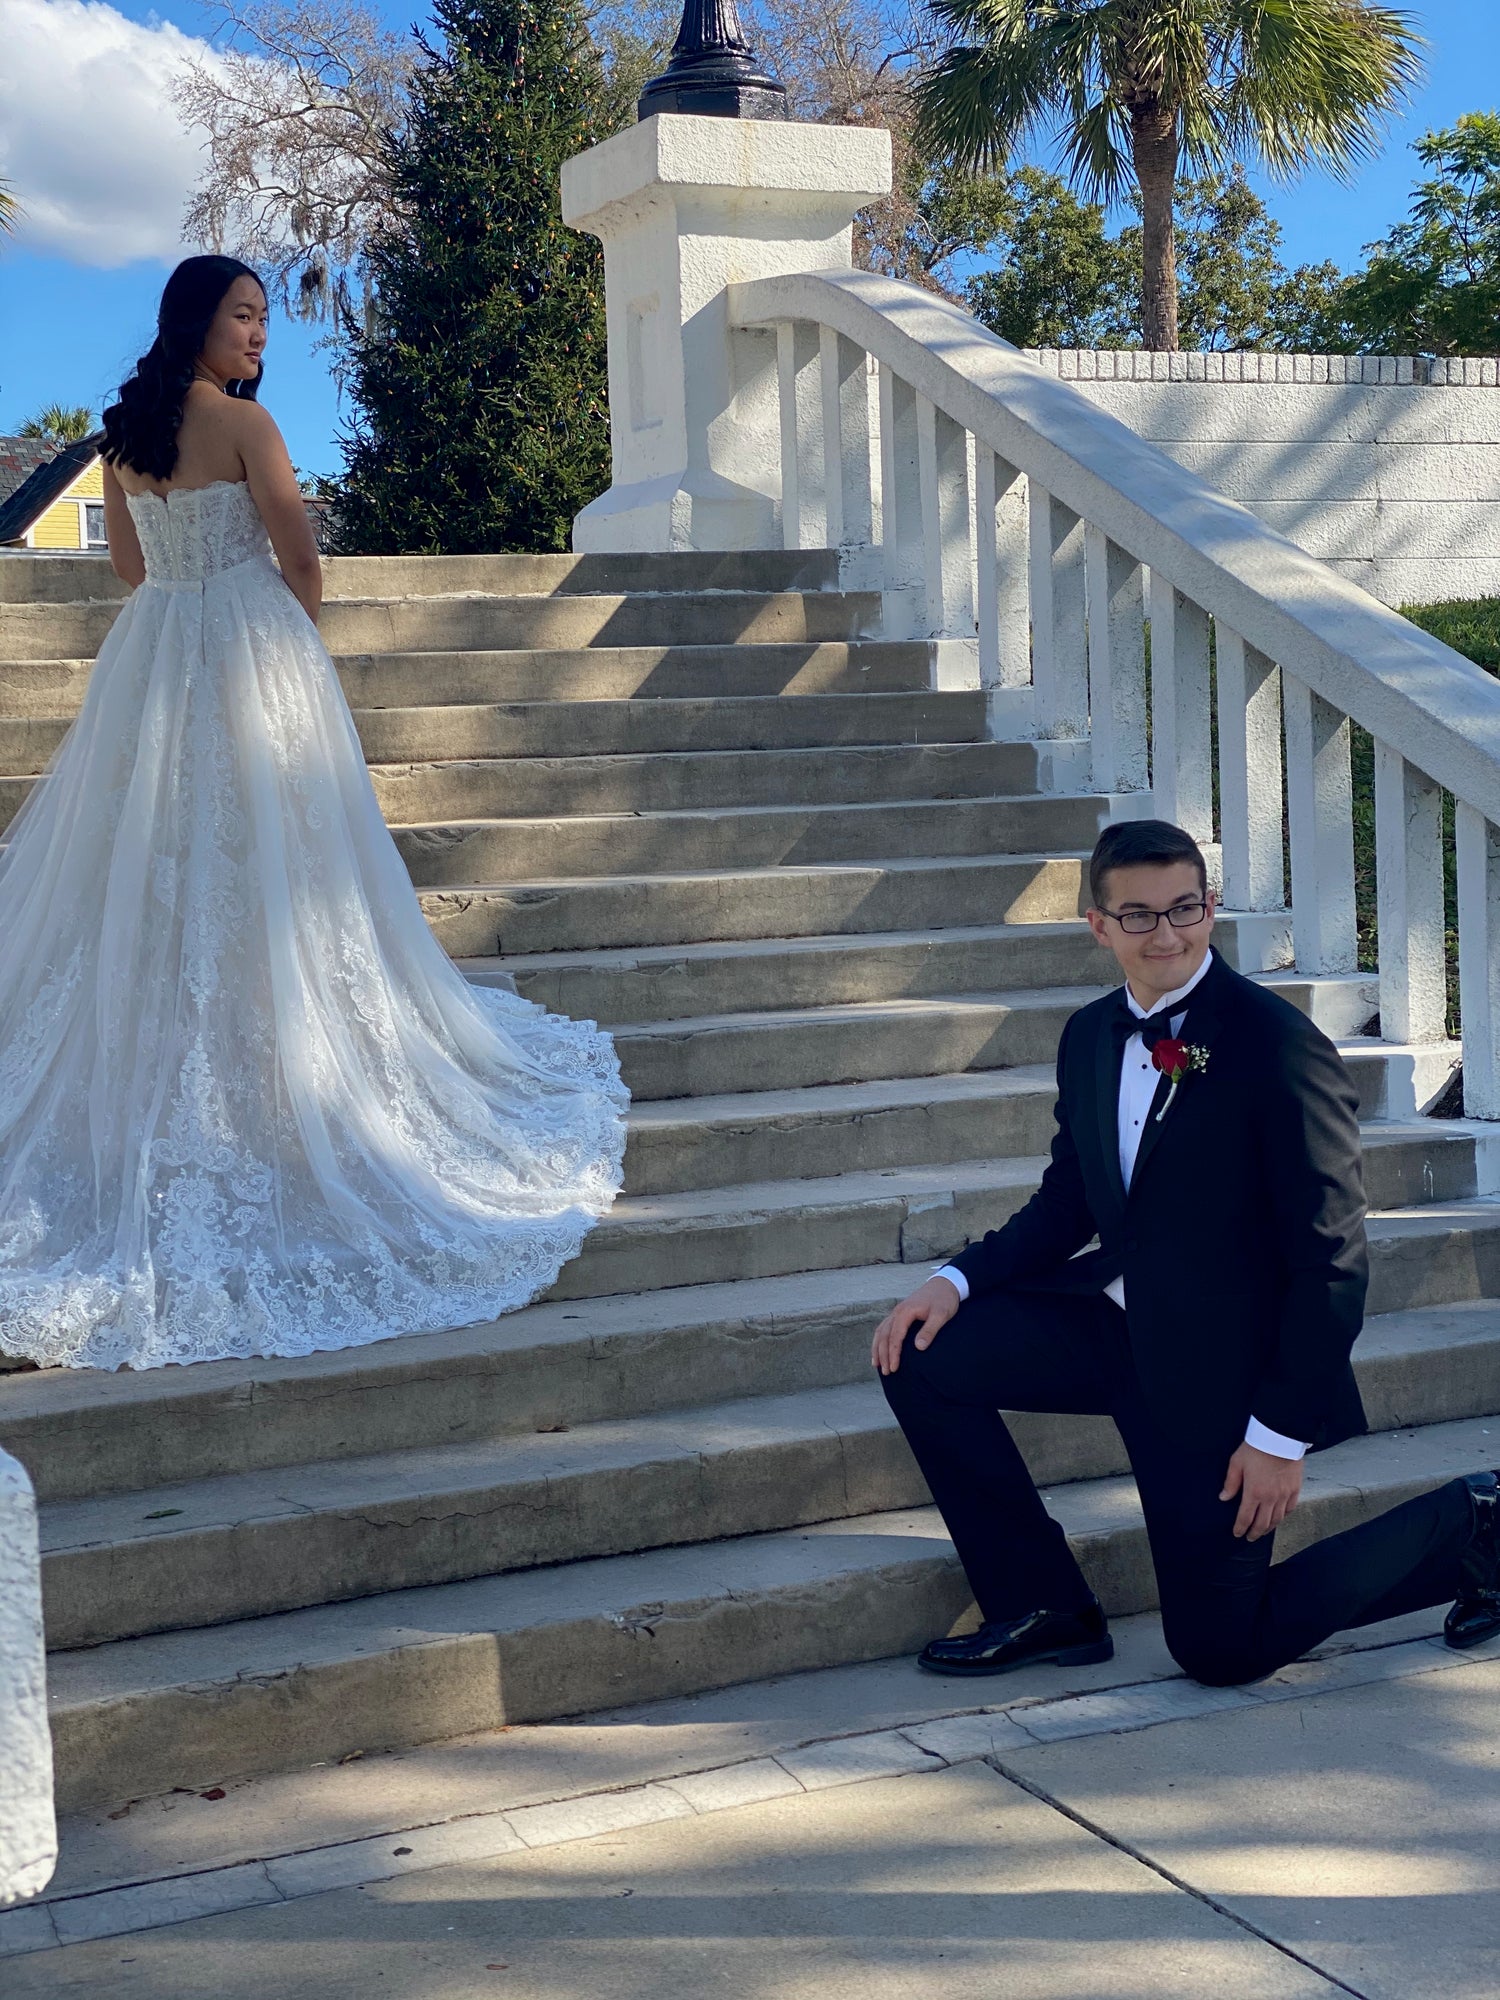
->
xmin=30 ymin=505 xmax=83 ymax=550
xmin=26 ymin=459 xmax=103 ymax=550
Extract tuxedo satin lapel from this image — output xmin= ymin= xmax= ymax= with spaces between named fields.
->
xmin=1126 ymin=948 xmax=1229 ymax=1202
xmin=1092 ymin=1008 xmax=1128 ymax=1218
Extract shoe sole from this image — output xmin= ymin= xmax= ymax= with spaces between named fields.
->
xmin=917 ymin=1635 xmax=1116 ymax=1677
xmin=1443 ymin=1618 xmax=1500 ymax=1650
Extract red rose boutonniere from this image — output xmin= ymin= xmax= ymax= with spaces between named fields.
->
xmin=1149 ymin=1038 xmax=1211 ymax=1121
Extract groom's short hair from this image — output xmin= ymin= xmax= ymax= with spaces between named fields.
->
xmin=1089 ymin=820 xmax=1208 ymax=909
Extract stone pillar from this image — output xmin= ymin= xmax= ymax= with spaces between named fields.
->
xmin=0 ymin=1448 xmax=55 ymax=1906
xmin=561 ymin=113 xmax=891 ymax=553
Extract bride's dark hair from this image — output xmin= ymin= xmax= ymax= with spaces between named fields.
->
xmin=100 ymin=256 xmax=266 ymax=480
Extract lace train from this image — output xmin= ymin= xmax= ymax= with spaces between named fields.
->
xmin=0 ymin=481 xmax=627 ymax=1371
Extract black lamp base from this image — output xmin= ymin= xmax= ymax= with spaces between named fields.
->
xmin=637 ymin=0 xmax=789 ymax=122
xmin=638 ymin=69 xmax=788 ymax=121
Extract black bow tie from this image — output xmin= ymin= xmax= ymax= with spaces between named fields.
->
xmin=1113 ymin=996 xmax=1183 ymax=1053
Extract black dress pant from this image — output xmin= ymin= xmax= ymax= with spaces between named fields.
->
xmin=880 ymin=1287 xmax=1474 ymax=1685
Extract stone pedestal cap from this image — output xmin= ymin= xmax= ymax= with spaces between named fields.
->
xmin=562 ymin=113 xmax=892 ymax=231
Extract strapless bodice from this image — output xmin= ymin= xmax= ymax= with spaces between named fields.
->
xmin=126 ymin=478 xmax=273 ymax=583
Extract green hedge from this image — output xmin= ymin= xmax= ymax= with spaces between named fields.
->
xmin=1400 ymin=598 xmax=1500 ymax=674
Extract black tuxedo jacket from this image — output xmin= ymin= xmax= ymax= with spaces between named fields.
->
xmin=951 ymin=947 xmax=1369 ymax=1456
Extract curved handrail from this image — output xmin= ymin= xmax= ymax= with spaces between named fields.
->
xmin=729 ymin=267 xmax=1500 ymax=824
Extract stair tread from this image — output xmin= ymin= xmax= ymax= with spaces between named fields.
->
xmin=45 ymin=1409 xmax=1499 ymax=1712
xmin=433 ymin=851 xmax=1093 ymax=894
xmin=391 ymin=792 xmax=1095 ymax=831
xmin=473 ymin=917 xmax=1088 ymax=979
xmin=39 ymin=1299 xmax=1500 ymax=1557
xmin=614 ymin=987 xmax=1101 ymax=1051
xmin=621 ymin=1063 xmax=1060 ymax=1127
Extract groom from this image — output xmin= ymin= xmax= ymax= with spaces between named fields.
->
xmin=875 ymin=818 xmax=1500 ymax=1684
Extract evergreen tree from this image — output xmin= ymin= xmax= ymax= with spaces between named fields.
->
xmin=332 ymin=0 xmax=609 ymax=554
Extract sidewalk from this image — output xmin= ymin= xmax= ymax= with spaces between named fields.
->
xmin=3 ymin=1611 xmax=1496 ymax=1998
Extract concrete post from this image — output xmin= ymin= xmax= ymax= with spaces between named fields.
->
xmin=561 ymin=114 xmax=891 ymax=553
xmin=0 ymin=1448 xmax=55 ymax=1906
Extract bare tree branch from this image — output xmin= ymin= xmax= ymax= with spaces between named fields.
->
xmin=171 ymin=0 xmax=413 ymax=341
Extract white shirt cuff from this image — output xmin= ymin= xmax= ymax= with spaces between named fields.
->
xmin=1244 ymin=1416 xmax=1308 ymax=1461
xmin=932 ymin=1264 xmax=970 ymax=1302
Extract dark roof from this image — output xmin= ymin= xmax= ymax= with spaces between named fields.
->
xmin=0 ymin=434 xmax=105 ymax=546
xmin=0 ymin=436 xmax=61 ymax=507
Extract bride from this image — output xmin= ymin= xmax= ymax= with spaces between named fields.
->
xmin=0 ymin=255 xmax=627 ymax=1372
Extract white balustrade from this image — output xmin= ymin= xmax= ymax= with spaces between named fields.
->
xmin=729 ymin=268 xmax=1500 ymax=1115
xmin=876 ymin=362 xmax=923 ymax=640
xmin=974 ymin=445 xmax=1031 ymax=738
xmin=1148 ymin=577 xmax=1213 ymax=846
xmin=916 ymin=396 xmax=976 ymax=684
xmin=819 ymin=328 xmax=876 ymax=584
xmin=1028 ymin=486 xmax=1088 ymax=744
xmin=1082 ymin=526 xmax=1147 ymax=797
xmin=1373 ymin=742 xmax=1448 ymax=1045
xmin=1216 ymin=629 xmax=1284 ymax=911
xmin=776 ymin=321 xmax=824 ymax=551
xmin=1283 ymin=678 xmax=1358 ymax=977
xmin=1457 ymin=806 xmax=1500 ymax=1116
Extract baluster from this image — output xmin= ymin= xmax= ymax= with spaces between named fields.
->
xmin=775 ymin=321 xmax=823 ymax=550
xmin=1083 ymin=525 xmax=1147 ymax=794
xmin=1373 ymin=743 xmax=1447 ymax=1043
xmin=819 ymin=327 xmax=876 ymax=586
xmin=1216 ymin=627 xmax=1284 ymax=909
xmin=877 ymin=364 xmax=924 ymax=640
xmin=1029 ymin=485 xmax=1087 ymax=741
xmin=1283 ymin=676 xmax=1357 ymax=974
xmin=1456 ymin=804 xmax=1500 ymax=1116
xmin=975 ymin=445 xmax=1031 ymax=738
xmin=916 ymin=395 xmax=975 ymax=687
xmin=1149 ymin=578 xmax=1213 ymax=843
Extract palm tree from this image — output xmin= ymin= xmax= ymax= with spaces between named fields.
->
xmin=18 ymin=406 xmax=98 ymax=446
xmin=0 ymin=179 xmax=19 ymax=234
xmin=916 ymin=0 xmax=1422 ymax=348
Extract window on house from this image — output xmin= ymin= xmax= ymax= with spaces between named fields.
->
xmin=83 ymin=502 xmax=107 ymax=548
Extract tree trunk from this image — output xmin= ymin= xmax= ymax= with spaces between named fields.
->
xmin=1131 ymin=106 xmax=1179 ymax=350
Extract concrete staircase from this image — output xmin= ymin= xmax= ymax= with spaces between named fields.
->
xmin=0 ymin=548 xmax=1496 ymax=1816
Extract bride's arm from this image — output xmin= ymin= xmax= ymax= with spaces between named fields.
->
xmin=236 ymin=403 xmax=323 ymax=624
xmin=100 ymin=460 xmax=145 ymax=589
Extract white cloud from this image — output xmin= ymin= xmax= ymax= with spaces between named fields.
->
xmin=0 ymin=0 xmax=222 ymax=266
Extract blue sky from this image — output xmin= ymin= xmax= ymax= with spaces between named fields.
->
xmin=1 ymin=0 xmax=1496 ymax=480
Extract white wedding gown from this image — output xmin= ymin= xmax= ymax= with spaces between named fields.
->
xmin=0 ymin=479 xmax=627 ymax=1371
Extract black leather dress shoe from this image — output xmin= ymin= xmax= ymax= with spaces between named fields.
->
xmin=1445 ymin=1469 xmax=1500 ymax=1650
xmin=918 ymin=1601 xmax=1114 ymax=1677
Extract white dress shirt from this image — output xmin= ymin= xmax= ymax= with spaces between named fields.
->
xmin=934 ymin=952 xmax=1308 ymax=1460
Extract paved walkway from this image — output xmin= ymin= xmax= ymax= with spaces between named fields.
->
xmin=3 ymin=1610 xmax=1497 ymax=1998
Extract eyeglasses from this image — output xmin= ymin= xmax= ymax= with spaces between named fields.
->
xmin=1099 ymin=900 xmax=1210 ymax=935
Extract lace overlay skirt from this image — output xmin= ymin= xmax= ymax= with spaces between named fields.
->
xmin=0 ymin=553 xmax=627 ymax=1370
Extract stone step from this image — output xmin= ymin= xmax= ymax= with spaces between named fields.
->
xmin=41 ymin=1408 xmax=1500 ymax=1811
xmin=0 ymin=691 xmax=987 ymax=778
xmin=0 ymin=548 xmax=839 ymax=606
xmin=612 ymin=1026 xmax=1472 ymax=1186
xmin=354 ymin=691 xmax=988 ymax=766
xmin=7 ymin=1214 xmax=1494 ymax=1514
xmin=489 ymin=914 xmax=1289 ymax=1033
xmin=612 ymin=988 xmax=1104 ymax=1104
xmin=0 ymin=589 xmax=885 ymax=663
xmin=36 ymin=1298 xmax=1500 ymax=1656
xmin=621 ymin=1062 xmax=1069 ymax=1191
xmin=560 ymin=1159 xmax=1499 ymax=1305
xmin=365 ymin=742 xmax=1042 ymax=826
xmin=394 ymin=794 xmax=1111 ymax=886
xmin=421 ymin=854 xmax=1089 ymax=958
xmin=0 ymin=643 xmax=936 ymax=720
xmin=509 ymin=925 xmax=1101 ymax=1032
